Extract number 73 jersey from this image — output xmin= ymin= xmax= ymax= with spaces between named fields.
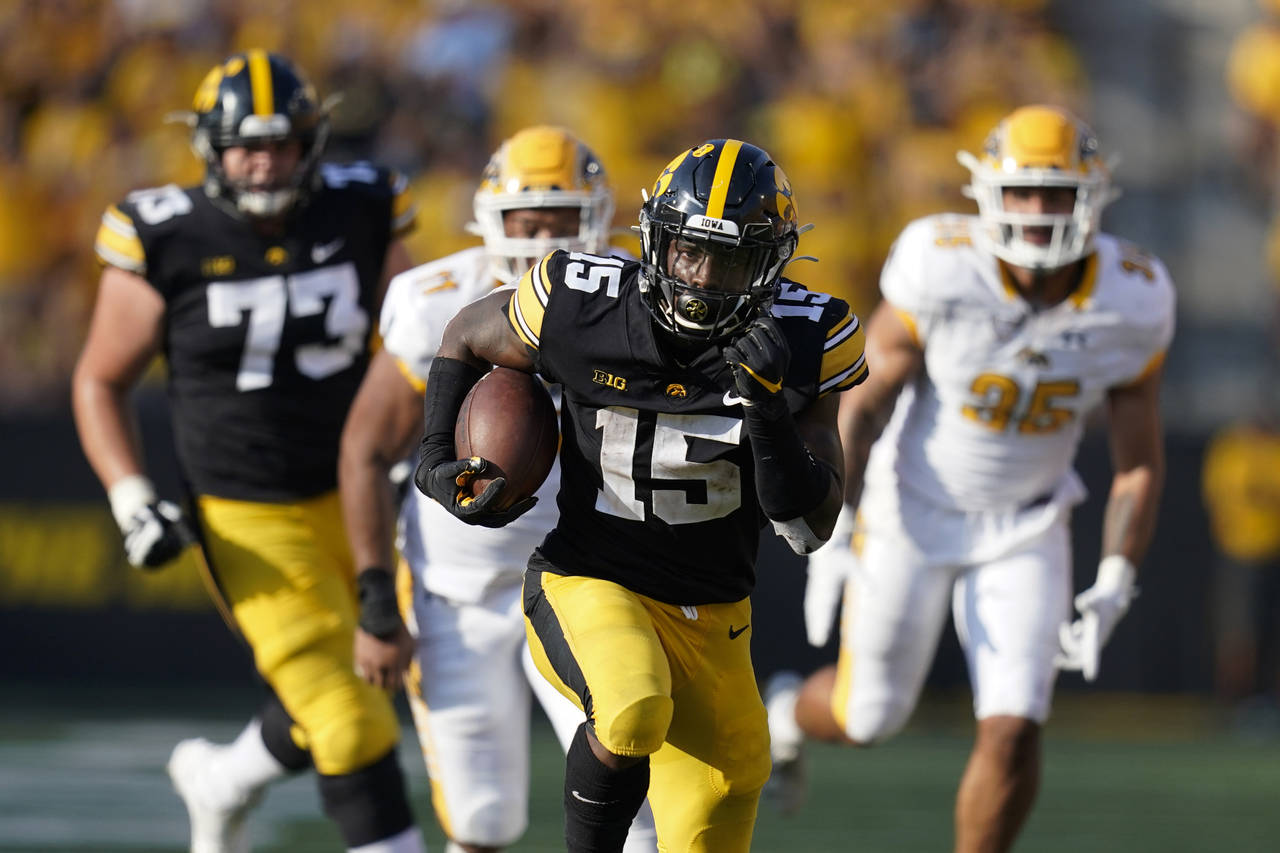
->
xmin=867 ymin=214 xmax=1176 ymax=515
xmin=507 ymin=250 xmax=867 ymax=606
xmin=93 ymin=165 xmax=416 ymax=501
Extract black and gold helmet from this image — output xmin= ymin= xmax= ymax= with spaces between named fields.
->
xmin=188 ymin=50 xmax=328 ymax=218
xmin=638 ymin=139 xmax=798 ymax=341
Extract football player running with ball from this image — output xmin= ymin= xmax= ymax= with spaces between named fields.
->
xmin=765 ymin=105 xmax=1175 ymax=853
xmin=339 ymin=125 xmax=658 ymax=853
xmin=72 ymin=52 xmax=426 ymax=853
xmin=411 ymin=139 xmax=867 ymax=852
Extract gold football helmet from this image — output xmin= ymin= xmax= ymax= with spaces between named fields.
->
xmin=470 ymin=126 xmax=614 ymax=284
xmin=958 ymin=105 xmax=1119 ymax=270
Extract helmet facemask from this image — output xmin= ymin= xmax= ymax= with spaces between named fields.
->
xmin=471 ymin=186 xmax=613 ymax=284
xmin=638 ymin=206 xmax=793 ymax=341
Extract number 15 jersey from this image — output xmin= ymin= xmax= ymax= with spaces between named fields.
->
xmin=507 ymin=250 xmax=867 ymax=605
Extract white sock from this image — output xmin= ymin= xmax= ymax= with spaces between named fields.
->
xmin=765 ymin=674 xmax=804 ymax=763
xmin=348 ymin=826 xmax=427 ymax=853
xmin=209 ymin=718 xmax=287 ymax=806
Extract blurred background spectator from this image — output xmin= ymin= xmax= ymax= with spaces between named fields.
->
xmin=0 ymin=0 xmax=1091 ymax=409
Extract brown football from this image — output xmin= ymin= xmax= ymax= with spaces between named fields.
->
xmin=454 ymin=367 xmax=559 ymax=510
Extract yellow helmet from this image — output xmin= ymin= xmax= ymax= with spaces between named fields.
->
xmin=957 ymin=105 xmax=1118 ymax=269
xmin=470 ymin=126 xmax=614 ymax=284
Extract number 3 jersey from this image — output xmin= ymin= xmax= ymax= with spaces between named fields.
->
xmin=865 ymin=213 xmax=1176 ymax=534
xmin=93 ymin=165 xmax=416 ymax=501
xmin=507 ymin=250 xmax=867 ymax=605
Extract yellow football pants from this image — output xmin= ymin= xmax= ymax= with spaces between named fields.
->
xmin=524 ymin=569 xmax=770 ymax=853
xmin=197 ymin=491 xmax=400 ymax=775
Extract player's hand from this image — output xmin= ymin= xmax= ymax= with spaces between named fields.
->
xmin=803 ymin=506 xmax=857 ymax=647
xmin=354 ymin=625 xmax=415 ymax=692
xmin=723 ymin=317 xmax=791 ymax=415
xmin=1055 ymin=555 xmax=1138 ymax=681
xmin=121 ymin=500 xmax=196 ymax=570
xmin=413 ymin=455 xmax=537 ymax=528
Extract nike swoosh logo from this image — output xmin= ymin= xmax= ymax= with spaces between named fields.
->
xmin=729 ymin=623 xmax=749 ymax=640
xmin=570 ymin=790 xmax=616 ymax=806
xmin=723 ymin=389 xmax=746 ymax=406
xmin=311 ymin=238 xmax=345 ymax=264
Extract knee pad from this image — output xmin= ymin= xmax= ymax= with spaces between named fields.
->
xmin=306 ymin=684 xmax=401 ymax=775
xmin=596 ymin=693 xmax=672 ymax=757
xmin=317 ymin=749 xmax=416 ymax=848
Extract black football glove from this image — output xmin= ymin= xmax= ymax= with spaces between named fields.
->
xmin=723 ymin=317 xmax=791 ymax=418
xmin=413 ymin=455 xmax=537 ymax=528
xmin=121 ymin=501 xmax=196 ymax=570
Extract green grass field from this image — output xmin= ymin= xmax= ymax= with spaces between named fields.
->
xmin=2 ymin=687 xmax=1277 ymax=852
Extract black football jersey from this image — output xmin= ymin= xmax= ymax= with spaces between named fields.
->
xmin=507 ymin=250 xmax=867 ymax=605
xmin=94 ymin=163 xmax=417 ymax=501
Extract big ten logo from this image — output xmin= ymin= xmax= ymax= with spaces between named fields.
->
xmin=592 ymin=369 xmax=627 ymax=391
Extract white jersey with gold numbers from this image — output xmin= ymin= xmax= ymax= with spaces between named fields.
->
xmin=381 ymin=246 xmax=560 ymax=603
xmin=863 ymin=213 xmax=1175 ymax=559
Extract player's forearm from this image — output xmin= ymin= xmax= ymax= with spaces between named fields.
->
xmin=836 ymin=396 xmax=893 ymax=510
xmin=1101 ymin=462 xmax=1164 ymax=567
xmin=339 ymin=450 xmax=398 ymax=571
xmin=71 ymin=372 xmax=146 ymax=489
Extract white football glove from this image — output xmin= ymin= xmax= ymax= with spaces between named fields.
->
xmin=803 ymin=504 xmax=857 ymax=648
xmin=1054 ymin=555 xmax=1138 ymax=681
xmin=109 ymin=475 xmax=196 ymax=570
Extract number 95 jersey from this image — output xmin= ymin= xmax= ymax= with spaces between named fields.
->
xmin=507 ymin=250 xmax=867 ymax=606
xmin=94 ymin=164 xmax=416 ymax=501
xmin=866 ymin=213 xmax=1175 ymax=519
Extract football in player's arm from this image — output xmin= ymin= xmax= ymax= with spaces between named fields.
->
xmin=339 ymin=125 xmax=659 ymax=853
xmin=765 ymin=105 xmax=1174 ymax=853
xmin=411 ymin=139 xmax=865 ymax=853
xmin=72 ymin=51 xmax=426 ymax=853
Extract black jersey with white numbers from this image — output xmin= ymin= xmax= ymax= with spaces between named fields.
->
xmin=94 ymin=163 xmax=417 ymax=501
xmin=507 ymin=250 xmax=867 ymax=605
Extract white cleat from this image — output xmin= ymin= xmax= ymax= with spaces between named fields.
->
xmin=167 ymin=738 xmax=264 ymax=853
xmin=763 ymin=670 xmax=807 ymax=817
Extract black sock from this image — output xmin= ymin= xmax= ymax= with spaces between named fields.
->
xmin=258 ymin=693 xmax=311 ymax=772
xmin=317 ymin=749 xmax=416 ymax=847
xmin=564 ymin=724 xmax=650 ymax=853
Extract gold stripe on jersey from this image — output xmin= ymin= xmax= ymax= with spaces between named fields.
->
xmin=389 ymin=171 xmax=417 ymax=237
xmin=705 ymin=139 xmax=744 ymax=219
xmin=819 ymin=311 xmax=868 ymax=394
xmin=891 ymin=305 xmax=920 ymax=347
xmin=507 ymin=253 xmax=554 ymax=349
xmin=247 ymin=49 xmax=274 ymax=114
xmin=395 ymin=356 xmax=427 ymax=394
xmin=1068 ymin=253 xmax=1099 ymax=308
xmin=94 ymin=205 xmax=146 ymax=273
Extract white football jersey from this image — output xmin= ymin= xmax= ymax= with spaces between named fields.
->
xmin=381 ymin=246 xmax=561 ymax=603
xmin=865 ymin=214 xmax=1176 ymax=517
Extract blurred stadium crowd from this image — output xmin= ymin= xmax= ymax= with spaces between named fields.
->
xmin=0 ymin=0 xmax=1084 ymax=408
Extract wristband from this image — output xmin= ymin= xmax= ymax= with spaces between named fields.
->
xmin=108 ymin=474 xmax=157 ymax=530
xmin=356 ymin=568 xmax=402 ymax=639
